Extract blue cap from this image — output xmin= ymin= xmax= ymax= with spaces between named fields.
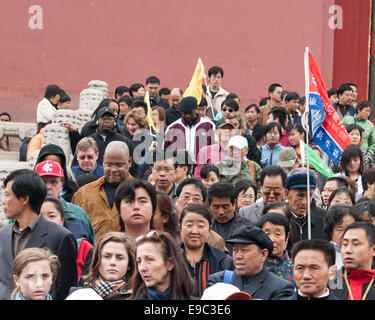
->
xmin=97 ymin=107 xmax=115 ymax=118
xmin=226 ymin=226 xmax=274 ymax=256
xmin=285 ymin=172 xmax=316 ymax=189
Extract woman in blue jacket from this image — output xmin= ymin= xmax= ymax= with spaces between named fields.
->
xmin=261 ymin=122 xmax=285 ymax=167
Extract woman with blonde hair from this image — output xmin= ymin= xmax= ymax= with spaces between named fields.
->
xmin=11 ymin=248 xmax=60 ymax=300
xmin=66 ymin=232 xmax=137 ymax=300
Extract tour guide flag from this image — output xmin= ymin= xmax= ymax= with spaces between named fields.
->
xmin=183 ymin=58 xmax=205 ymax=104
xmin=305 ymin=50 xmax=351 ymax=164
xmin=300 ymin=140 xmax=334 ymax=179
xmin=144 ymin=90 xmax=156 ymax=131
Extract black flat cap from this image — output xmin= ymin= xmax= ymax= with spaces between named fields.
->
xmin=179 ymin=96 xmax=198 ymax=113
xmin=226 ymin=226 xmax=274 ymax=256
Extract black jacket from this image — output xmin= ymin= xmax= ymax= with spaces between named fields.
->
xmin=180 ymin=242 xmax=234 ymax=297
xmin=284 ymin=289 xmax=339 ymax=300
xmin=289 ymin=204 xmax=327 ymax=246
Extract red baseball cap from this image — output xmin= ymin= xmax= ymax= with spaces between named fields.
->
xmin=35 ymin=160 xmax=64 ymax=178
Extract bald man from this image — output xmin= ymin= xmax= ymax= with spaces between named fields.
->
xmin=166 ymin=88 xmax=183 ymax=125
xmin=72 ymin=141 xmax=133 ymax=241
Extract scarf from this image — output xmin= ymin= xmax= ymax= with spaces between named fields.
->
xmin=146 ymin=286 xmax=172 ymax=300
xmin=85 ymin=276 xmax=128 ymax=300
xmin=267 ymin=141 xmax=277 ymax=148
xmin=13 ymin=291 xmax=52 ymax=300
xmin=346 ymin=269 xmax=375 ymax=300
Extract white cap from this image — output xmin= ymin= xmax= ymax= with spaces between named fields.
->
xmin=228 ymin=135 xmax=248 ymax=149
xmin=65 ymin=288 xmax=103 ymax=300
xmin=201 ymin=283 xmax=252 ymax=300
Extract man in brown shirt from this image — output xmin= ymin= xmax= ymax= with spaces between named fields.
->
xmin=72 ymin=140 xmax=133 ymax=242
xmin=259 ymin=83 xmax=283 ymax=125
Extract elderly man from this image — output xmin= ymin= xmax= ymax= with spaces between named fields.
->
xmin=238 ymin=165 xmax=287 ymax=226
xmin=166 ymin=88 xmax=183 ymax=126
xmin=285 ymin=172 xmax=326 ymax=245
xmin=207 ymin=225 xmax=294 ymax=300
xmin=72 ymin=141 xmax=133 ymax=242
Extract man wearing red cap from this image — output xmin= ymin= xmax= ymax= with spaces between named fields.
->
xmin=35 ymin=160 xmax=95 ymax=245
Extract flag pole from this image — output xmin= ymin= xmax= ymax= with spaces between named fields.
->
xmin=303 ymin=46 xmax=312 ymax=240
xmin=203 ymin=75 xmax=216 ymax=119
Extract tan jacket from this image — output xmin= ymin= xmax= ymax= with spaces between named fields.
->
xmin=72 ymin=175 xmax=132 ymax=242
xmin=205 ymin=85 xmax=229 ymax=120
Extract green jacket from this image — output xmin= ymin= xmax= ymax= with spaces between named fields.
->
xmin=216 ymin=157 xmax=262 ymax=195
xmin=342 ymin=115 xmax=375 ymax=155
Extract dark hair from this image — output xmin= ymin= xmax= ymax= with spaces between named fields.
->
xmin=345 ymin=124 xmax=364 ymax=136
xmin=175 ymin=178 xmax=207 ymax=202
xmin=200 ymin=165 xmax=219 ymax=180
xmin=245 ymin=104 xmax=260 ymax=113
xmin=91 ymin=98 xmax=120 ymax=121
xmin=142 ymin=168 xmax=153 ymax=181
xmin=299 ymin=96 xmax=306 ymax=105
xmin=43 ymin=196 xmax=65 ymax=221
xmin=281 ymin=90 xmax=289 ymax=101
xmin=4 ymin=169 xmax=46 ymax=214
xmin=265 ymin=122 xmax=283 ymax=140
xmin=234 ymin=179 xmax=257 ymax=202
xmin=208 ymin=66 xmax=224 ymax=78
xmin=156 ymin=191 xmax=179 ymax=237
xmin=362 ymin=168 xmax=375 ymax=191
xmin=44 ymin=84 xmax=60 ymax=100
xmin=75 ymin=173 xmax=98 ymax=188
xmin=207 ymin=182 xmax=236 ymax=205
xmin=118 ymin=95 xmax=133 ymax=107
xmin=260 ymin=165 xmax=287 ymax=186
xmin=291 ymin=239 xmax=336 ymax=267
xmin=344 ymin=222 xmax=375 ymax=246
xmin=325 ymin=176 xmax=350 ymax=189
xmin=198 ymin=96 xmax=207 ymax=107
xmin=352 ymin=200 xmax=375 ymax=221
xmin=324 ymin=205 xmax=361 ymax=240
xmin=0 ymin=112 xmax=11 ymax=120
xmin=287 ymin=124 xmax=306 ymax=143
xmin=115 ymin=179 xmax=157 ymax=215
xmin=131 ymin=231 xmax=194 ymax=300
xmin=340 ymin=144 xmax=364 ymax=176
xmin=256 ymin=213 xmax=290 ymax=240
xmin=356 ymin=100 xmax=372 ymax=113
xmin=221 ymin=99 xmax=239 ymax=112
xmin=180 ymin=204 xmax=211 ymax=225
xmin=259 ymin=97 xmax=269 ymax=107
xmin=173 ymin=149 xmax=195 ymax=176
xmin=145 ymin=76 xmax=160 ymax=85
xmin=263 ymin=201 xmax=292 ymax=221
xmin=159 ymin=87 xmax=171 ymax=96
xmin=131 ymin=100 xmax=148 ymax=114
xmin=268 ymin=108 xmax=288 ymax=129
xmin=226 ymin=93 xmax=239 ymax=102
xmin=337 ymin=84 xmax=353 ymax=96
xmin=327 ymin=88 xmax=337 ymax=98
xmin=328 ymin=187 xmax=355 ymax=209
xmin=115 ymin=86 xmax=129 ymax=98
xmin=129 ymin=83 xmax=144 ymax=97
xmin=252 ymin=124 xmax=267 ymax=143
xmin=268 ymin=83 xmax=283 ymax=93
xmin=285 ymin=91 xmax=300 ymax=102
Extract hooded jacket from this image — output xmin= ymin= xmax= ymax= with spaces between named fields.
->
xmin=36 ymin=144 xmax=79 ymax=202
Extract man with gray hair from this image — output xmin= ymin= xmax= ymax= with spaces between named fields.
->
xmin=72 ymin=141 xmax=133 ymax=242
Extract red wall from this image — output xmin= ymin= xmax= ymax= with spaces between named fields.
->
xmin=333 ymin=0 xmax=372 ymax=101
xmin=0 ymin=0 xmax=337 ymax=122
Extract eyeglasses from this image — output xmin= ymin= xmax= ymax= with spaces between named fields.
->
xmin=135 ymin=230 xmax=159 ymax=243
xmin=179 ymin=194 xmax=203 ymax=203
xmin=78 ymin=155 xmax=96 ymax=160
xmin=222 ymin=107 xmax=233 ymax=113
xmin=262 ymin=188 xmax=283 ymax=197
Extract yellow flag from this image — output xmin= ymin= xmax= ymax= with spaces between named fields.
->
xmin=183 ymin=58 xmax=205 ymax=104
xmin=144 ymin=90 xmax=156 ymax=131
